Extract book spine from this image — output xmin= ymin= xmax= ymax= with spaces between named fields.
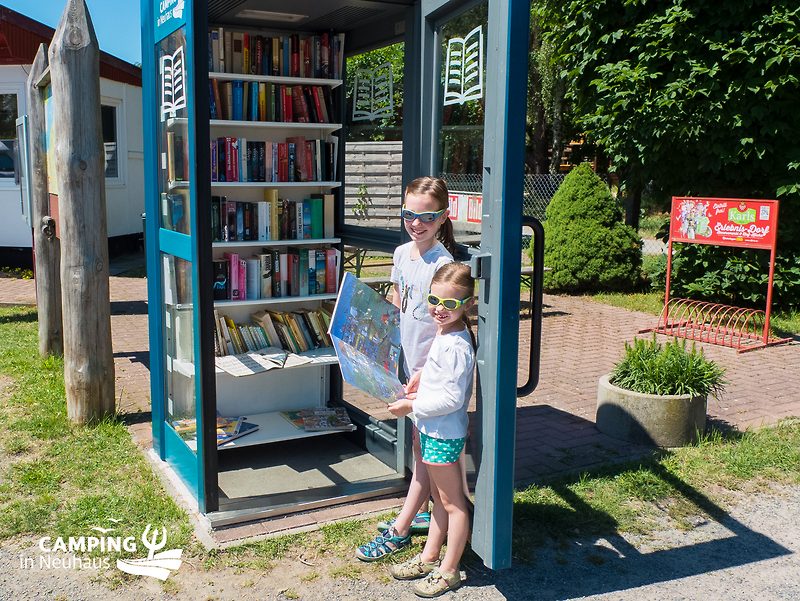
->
xmin=225 ymin=253 xmax=240 ymax=300
xmin=325 ymin=248 xmax=337 ymax=293
xmin=258 ymin=253 xmax=273 ymax=299
xmin=238 ymin=258 xmax=247 ymax=301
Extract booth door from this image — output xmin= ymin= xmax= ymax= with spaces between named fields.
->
xmin=142 ymin=1 xmax=218 ymax=512
xmin=419 ymin=0 xmax=530 ymax=569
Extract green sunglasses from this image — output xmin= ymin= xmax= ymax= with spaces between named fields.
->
xmin=400 ymin=206 xmax=446 ymax=223
xmin=427 ymin=293 xmax=471 ymax=310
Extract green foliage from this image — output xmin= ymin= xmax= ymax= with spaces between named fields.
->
xmin=642 ymin=254 xmax=667 ymax=291
xmin=542 ymin=163 xmax=642 ymax=291
xmin=611 ymin=336 xmax=725 ymax=397
xmin=545 ymin=1 xmax=800 ymax=199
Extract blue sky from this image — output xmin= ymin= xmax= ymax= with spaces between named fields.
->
xmin=3 ymin=0 xmax=142 ymax=64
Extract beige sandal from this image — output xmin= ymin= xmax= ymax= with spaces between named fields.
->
xmin=389 ymin=553 xmax=439 ymax=580
xmin=413 ymin=568 xmax=462 ymax=597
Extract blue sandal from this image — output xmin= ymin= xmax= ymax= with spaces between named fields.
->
xmin=355 ymin=528 xmax=412 ymax=562
xmin=377 ymin=512 xmax=431 ymax=535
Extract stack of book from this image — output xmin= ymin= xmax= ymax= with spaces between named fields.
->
xmin=211 ymin=193 xmax=336 ymax=242
xmin=212 ymin=247 xmax=340 ymax=302
xmin=208 ymin=28 xmax=345 ymax=80
xmin=213 ymin=305 xmax=333 ymax=357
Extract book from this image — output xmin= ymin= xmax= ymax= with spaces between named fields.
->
xmin=443 ymin=25 xmax=484 ymax=106
xmin=329 ymin=272 xmax=404 ymax=403
xmin=216 ymin=416 xmax=244 ymax=445
xmin=301 ymin=407 xmax=356 ymax=432
xmin=218 ymin=418 xmax=260 ymax=446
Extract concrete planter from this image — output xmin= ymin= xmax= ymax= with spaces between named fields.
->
xmin=596 ymin=374 xmax=707 ymax=447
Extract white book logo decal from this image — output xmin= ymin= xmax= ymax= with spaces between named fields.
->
xmin=160 ymin=46 xmax=186 ymax=122
xmin=352 ymin=62 xmax=394 ymax=122
xmin=443 ymin=25 xmax=484 ymax=106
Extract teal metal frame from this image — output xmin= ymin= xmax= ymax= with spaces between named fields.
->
xmin=142 ymin=0 xmax=534 ymax=562
xmin=141 ymin=0 xmax=218 ymax=512
xmin=418 ymin=0 xmax=531 ymax=569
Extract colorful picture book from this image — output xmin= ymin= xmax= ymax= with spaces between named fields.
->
xmin=171 ymin=415 xmax=260 ymax=446
xmin=328 ymin=272 xmax=405 ymax=403
xmin=281 ymin=407 xmax=356 ymax=432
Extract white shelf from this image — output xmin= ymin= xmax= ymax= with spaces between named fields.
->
xmin=211 ymin=181 xmax=341 ymax=189
xmin=210 ymin=119 xmax=341 ymax=133
xmin=168 ymin=117 xmax=340 ymax=133
xmin=173 ymin=347 xmax=338 ymax=377
xmin=213 ymin=237 xmax=340 ymax=249
xmin=215 ymin=293 xmax=337 ymax=308
xmin=209 ymin=72 xmax=343 ymax=89
xmin=178 ymin=410 xmax=341 ymax=450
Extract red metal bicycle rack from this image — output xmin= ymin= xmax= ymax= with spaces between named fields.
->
xmin=650 ymin=297 xmax=790 ymax=353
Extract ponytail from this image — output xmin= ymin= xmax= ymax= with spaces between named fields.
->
xmin=437 ymin=217 xmax=458 ymax=257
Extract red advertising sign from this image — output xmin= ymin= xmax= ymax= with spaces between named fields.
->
xmin=448 ymin=191 xmax=484 ymax=224
xmin=670 ymin=197 xmax=779 ymax=250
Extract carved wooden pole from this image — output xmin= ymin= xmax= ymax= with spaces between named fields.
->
xmin=26 ymin=44 xmax=63 ymax=358
xmin=49 ymin=0 xmax=114 ymax=422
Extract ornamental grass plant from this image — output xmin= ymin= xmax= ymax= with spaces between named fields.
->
xmin=610 ymin=336 xmax=725 ymax=397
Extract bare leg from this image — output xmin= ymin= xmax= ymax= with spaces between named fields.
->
xmin=425 ymin=461 xmax=470 ymax=575
xmin=391 ymin=428 xmax=431 ymax=537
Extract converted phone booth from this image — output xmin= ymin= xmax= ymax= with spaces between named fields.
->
xmin=141 ymin=0 xmax=537 ymax=568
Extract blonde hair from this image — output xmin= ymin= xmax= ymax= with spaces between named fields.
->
xmin=430 ymin=262 xmax=476 ymax=345
xmin=405 ymin=176 xmax=457 ymax=256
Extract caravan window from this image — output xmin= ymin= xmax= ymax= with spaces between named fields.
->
xmin=0 ymin=93 xmax=18 ymax=179
xmin=101 ymin=104 xmax=118 ymax=179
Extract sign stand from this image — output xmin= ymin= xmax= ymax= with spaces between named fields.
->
xmin=648 ymin=196 xmax=790 ymax=353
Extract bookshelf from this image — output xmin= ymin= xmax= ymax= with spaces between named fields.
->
xmin=203 ymin=24 xmax=347 ymax=450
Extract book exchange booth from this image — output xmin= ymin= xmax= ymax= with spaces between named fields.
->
xmin=142 ymin=0 xmax=540 ymax=568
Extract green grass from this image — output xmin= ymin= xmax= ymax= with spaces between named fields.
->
xmin=586 ymin=291 xmax=665 ymax=315
xmin=0 ymin=306 xmax=192 ymax=553
xmin=585 ymin=291 xmax=800 ymax=337
xmin=0 ymin=304 xmax=798 ymax=579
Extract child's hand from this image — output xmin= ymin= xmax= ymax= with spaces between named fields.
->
xmin=387 ymin=397 xmax=413 ymax=417
xmin=404 ymin=371 xmax=422 ymax=394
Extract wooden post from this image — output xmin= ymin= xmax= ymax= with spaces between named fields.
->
xmin=26 ymin=44 xmax=63 ymax=358
xmin=48 ymin=0 xmax=114 ymax=423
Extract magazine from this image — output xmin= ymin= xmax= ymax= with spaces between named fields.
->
xmin=328 ymin=272 xmax=405 ymax=403
xmin=281 ymin=408 xmax=356 ymax=432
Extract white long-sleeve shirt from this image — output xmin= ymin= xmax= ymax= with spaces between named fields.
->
xmin=412 ymin=328 xmax=475 ymax=440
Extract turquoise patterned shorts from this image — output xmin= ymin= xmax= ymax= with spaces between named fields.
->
xmin=419 ymin=432 xmax=465 ymax=465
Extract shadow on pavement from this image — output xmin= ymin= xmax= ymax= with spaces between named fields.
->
xmin=464 ymin=428 xmax=790 ymax=599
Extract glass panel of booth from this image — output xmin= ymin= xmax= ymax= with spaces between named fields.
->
xmin=344 ymin=41 xmax=404 ymax=233
xmin=162 ymin=253 xmax=198 ymax=453
xmin=438 ymin=3 xmax=487 ymax=249
xmin=157 ymin=27 xmax=191 ymax=235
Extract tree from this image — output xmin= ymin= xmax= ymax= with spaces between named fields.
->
xmin=543 ymin=0 xmax=800 ymax=226
xmin=542 ymin=163 xmax=641 ymax=292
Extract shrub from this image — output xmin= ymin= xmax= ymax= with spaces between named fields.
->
xmin=541 ymin=163 xmax=642 ymax=292
xmin=610 ymin=336 xmax=725 ymax=397
xmin=642 ymin=254 xmax=667 ymax=291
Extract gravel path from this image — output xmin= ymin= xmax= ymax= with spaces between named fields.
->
xmin=1 ymin=485 xmax=798 ymax=600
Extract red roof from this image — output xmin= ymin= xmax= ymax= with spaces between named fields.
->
xmin=0 ymin=5 xmax=141 ymax=87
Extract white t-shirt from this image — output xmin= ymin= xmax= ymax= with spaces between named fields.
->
xmin=391 ymin=241 xmax=453 ymax=378
xmin=412 ymin=328 xmax=475 ymax=440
